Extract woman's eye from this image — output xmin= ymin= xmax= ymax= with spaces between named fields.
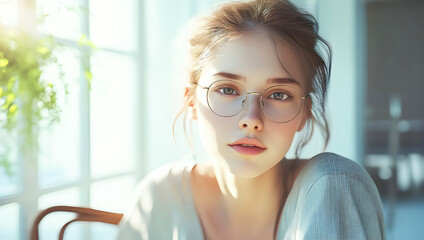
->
xmin=219 ymin=87 xmax=238 ymax=95
xmin=269 ymin=92 xmax=288 ymax=101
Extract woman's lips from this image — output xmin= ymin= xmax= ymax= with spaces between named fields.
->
xmin=229 ymin=145 xmax=266 ymax=155
xmin=228 ymin=138 xmax=267 ymax=155
xmin=228 ymin=138 xmax=267 ymax=148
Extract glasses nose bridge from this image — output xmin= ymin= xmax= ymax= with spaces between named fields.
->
xmin=242 ymin=91 xmax=264 ymax=110
xmin=246 ymin=91 xmax=261 ymax=96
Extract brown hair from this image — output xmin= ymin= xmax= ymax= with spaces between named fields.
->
xmin=173 ymin=0 xmax=332 ymax=158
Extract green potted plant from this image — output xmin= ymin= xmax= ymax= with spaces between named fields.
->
xmin=0 ymin=24 xmax=65 ymax=175
xmin=0 ymin=22 xmax=94 ymax=175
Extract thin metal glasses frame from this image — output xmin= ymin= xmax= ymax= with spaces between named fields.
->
xmin=195 ymin=80 xmax=310 ymax=123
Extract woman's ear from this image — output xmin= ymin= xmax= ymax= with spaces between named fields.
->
xmin=185 ymin=87 xmax=197 ymax=120
xmin=297 ymin=99 xmax=311 ymax=132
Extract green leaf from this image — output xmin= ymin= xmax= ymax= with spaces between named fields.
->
xmin=7 ymin=77 xmax=16 ymax=89
xmin=28 ymin=69 xmax=42 ymax=80
xmin=0 ymin=58 xmax=9 ymax=67
xmin=2 ymin=93 xmax=15 ymax=110
xmin=36 ymin=46 xmax=50 ymax=55
xmin=9 ymin=104 xmax=17 ymax=114
xmin=6 ymin=93 xmax=15 ymax=105
xmin=78 ymin=34 xmax=97 ymax=49
xmin=1 ymin=102 xmax=9 ymax=110
xmin=85 ymin=71 xmax=93 ymax=90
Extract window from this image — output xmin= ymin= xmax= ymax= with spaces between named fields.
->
xmin=0 ymin=0 xmax=142 ymax=239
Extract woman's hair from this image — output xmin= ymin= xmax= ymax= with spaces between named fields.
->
xmin=174 ymin=0 xmax=332 ymax=159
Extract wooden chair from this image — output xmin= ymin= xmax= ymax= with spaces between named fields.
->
xmin=31 ymin=205 xmax=124 ymax=240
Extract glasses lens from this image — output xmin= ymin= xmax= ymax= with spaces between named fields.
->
xmin=207 ymin=80 xmax=245 ymax=117
xmin=261 ymin=85 xmax=302 ymax=122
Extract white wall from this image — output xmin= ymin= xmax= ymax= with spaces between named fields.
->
xmin=319 ymin=0 xmax=362 ymax=162
xmin=300 ymin=0 xmax=363 ymax=162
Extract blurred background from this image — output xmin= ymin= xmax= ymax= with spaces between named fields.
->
xmin=0 ymin=0 xmax=423 ymax=239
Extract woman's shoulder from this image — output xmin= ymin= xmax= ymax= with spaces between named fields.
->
xmin=121 ymin=154 xmax=197 ymax=223
xmin=135 ymin=154 xmax=196 ymax=196
xmin=295 ymin=152 xmax=380 ymax=197
xmin=301 ymin=152 xmax=372 ymax=183
xmin=142 ymin=154 xmax=196 ymax=181
xmin=281 ymin=153 xmax=385 ymax=239
xmin=117 ymin=154 xmax=202 ymax=239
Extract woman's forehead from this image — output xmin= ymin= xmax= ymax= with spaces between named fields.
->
xmin=202 ymin=31 xmax=306 ymax=88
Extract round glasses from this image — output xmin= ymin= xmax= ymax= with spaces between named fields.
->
xmin=196 ymin=80 xmax=310 ymax=123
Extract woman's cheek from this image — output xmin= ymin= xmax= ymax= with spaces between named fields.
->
xmin=264 ymin=121 xmax=299 ymax=151
xmin=196 ymin=101 xmax=228 ymax=155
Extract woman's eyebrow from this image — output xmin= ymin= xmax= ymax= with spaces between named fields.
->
xmin=212 ymin=72 xmax=300 ymax=86
xmin=212 ymin=72 xmax=245 ymax=81
xmin=266 ymin=77 xmax=300 ymax=86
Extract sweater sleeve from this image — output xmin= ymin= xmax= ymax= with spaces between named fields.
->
xmin=294 ymin=173 xmax=386 ymax=240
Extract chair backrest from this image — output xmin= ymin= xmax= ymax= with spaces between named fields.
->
xmin=31 ymin=205 xmax=124 ymax=240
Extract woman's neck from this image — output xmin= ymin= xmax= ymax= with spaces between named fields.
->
xmin=213 ymin=160 xmax=284 ymax=226
xmin=192 ymin=160 xmax=291 ymax=239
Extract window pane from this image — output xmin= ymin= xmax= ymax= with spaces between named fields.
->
xmin=90 ymin=222 xmax=119 ymax=240
xmin=38 ymin=187 xmax=81 ymax=210
xmin=90 ymin=51 xmax=137 ymax=178
xmin=38 ymin=188 xmax=81 ymax=240
xmin=89 ymin=0 xmax=137 ymax=52
xmin=38 ymin=47 xmax=81 ymax=188
xmin=0 ymin=0 xmax=18 ymax=26
xmin=90 ymin=176 xmax=136 ymax=239
xmin=37 ymin=0 xmax=82 ymax=40
xmin=0 ymin=131 xmax=19 ymax=197
xmin=0 ymin=203 xmax=19 ymax=240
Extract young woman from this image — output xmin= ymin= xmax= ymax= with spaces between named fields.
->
xmin=117 ymin=0 xmax=385 ymax=239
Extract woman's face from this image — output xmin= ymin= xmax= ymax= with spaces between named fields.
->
xmin=194 ymin=30 xmax=309 ymax=178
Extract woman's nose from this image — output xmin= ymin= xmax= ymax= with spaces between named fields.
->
xmin=237 ymin=95 xmax=264 ymax=131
